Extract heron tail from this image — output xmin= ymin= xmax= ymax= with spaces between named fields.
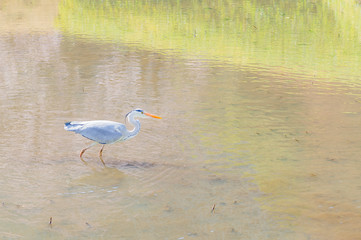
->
xmin=64 ymin=121 xmax=84 ymax=132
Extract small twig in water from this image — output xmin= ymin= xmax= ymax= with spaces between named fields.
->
xmin=211 ymin=204 xmax=216 ymax=213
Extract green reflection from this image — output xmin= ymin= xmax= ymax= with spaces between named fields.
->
xmin=54 ymin=1 xmax=361 ymax=237
xmin=56 ymin=0 xmax=361 ymax=80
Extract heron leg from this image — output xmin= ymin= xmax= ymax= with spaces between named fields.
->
xmin=99 ymin=145 xmax=106 ymax=166
xmin=80 ymin=142 xmax=97 ymax=158
xmin=99 ymin=145 xmax=105 ymax=157
xmin=80 ymin=149 xmax=86 ymax=158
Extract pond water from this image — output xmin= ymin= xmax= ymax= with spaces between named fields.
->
xmin=1 ymin=0 xmax=361 ymax=239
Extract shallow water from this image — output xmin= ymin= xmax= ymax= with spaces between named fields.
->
xmin=1 ymin=0 xmax=361 ymax=239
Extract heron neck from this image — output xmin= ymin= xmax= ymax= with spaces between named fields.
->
xmin=125 ymin=115 xmax=140 ymax=140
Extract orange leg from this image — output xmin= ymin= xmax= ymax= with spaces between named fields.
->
xmin=80 ymin=148 xmax=86 ymax=158
xmin=99 ymin=145 xmax=105 ymax=158
xmin=99 ymin=145 xmax=106 ymax=166
xmin=79 ymin=143 xmax=97 ymax=158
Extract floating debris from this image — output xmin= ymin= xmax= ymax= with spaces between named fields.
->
xmin=187 ymin=232 xmax=198 ymax=237
xmin=211 ymin=204 xmax=216 ymax=213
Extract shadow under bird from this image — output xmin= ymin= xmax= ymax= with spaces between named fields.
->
xmin=64 ymin=109 xmax=161 ymax=165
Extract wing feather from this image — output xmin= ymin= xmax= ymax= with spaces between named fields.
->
xmin=65 ymin=120 xmax=126 ymax=144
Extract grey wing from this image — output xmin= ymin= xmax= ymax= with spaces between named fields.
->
xmin=79 ymin=121 xmax=126 ymax=144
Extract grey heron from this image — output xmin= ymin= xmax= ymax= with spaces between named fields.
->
xmin=64 ymin=109 xmax=161 ymax=164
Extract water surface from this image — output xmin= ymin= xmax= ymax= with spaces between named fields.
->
xmin=0 ymin=0 xmax=361 ymax=239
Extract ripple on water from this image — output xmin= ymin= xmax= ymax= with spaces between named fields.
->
xmin=59 ymin=159 xmax=180 ymax=198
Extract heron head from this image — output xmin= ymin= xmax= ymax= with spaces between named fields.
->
xmin=126 ymin=108 xmax=162 ymax=120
